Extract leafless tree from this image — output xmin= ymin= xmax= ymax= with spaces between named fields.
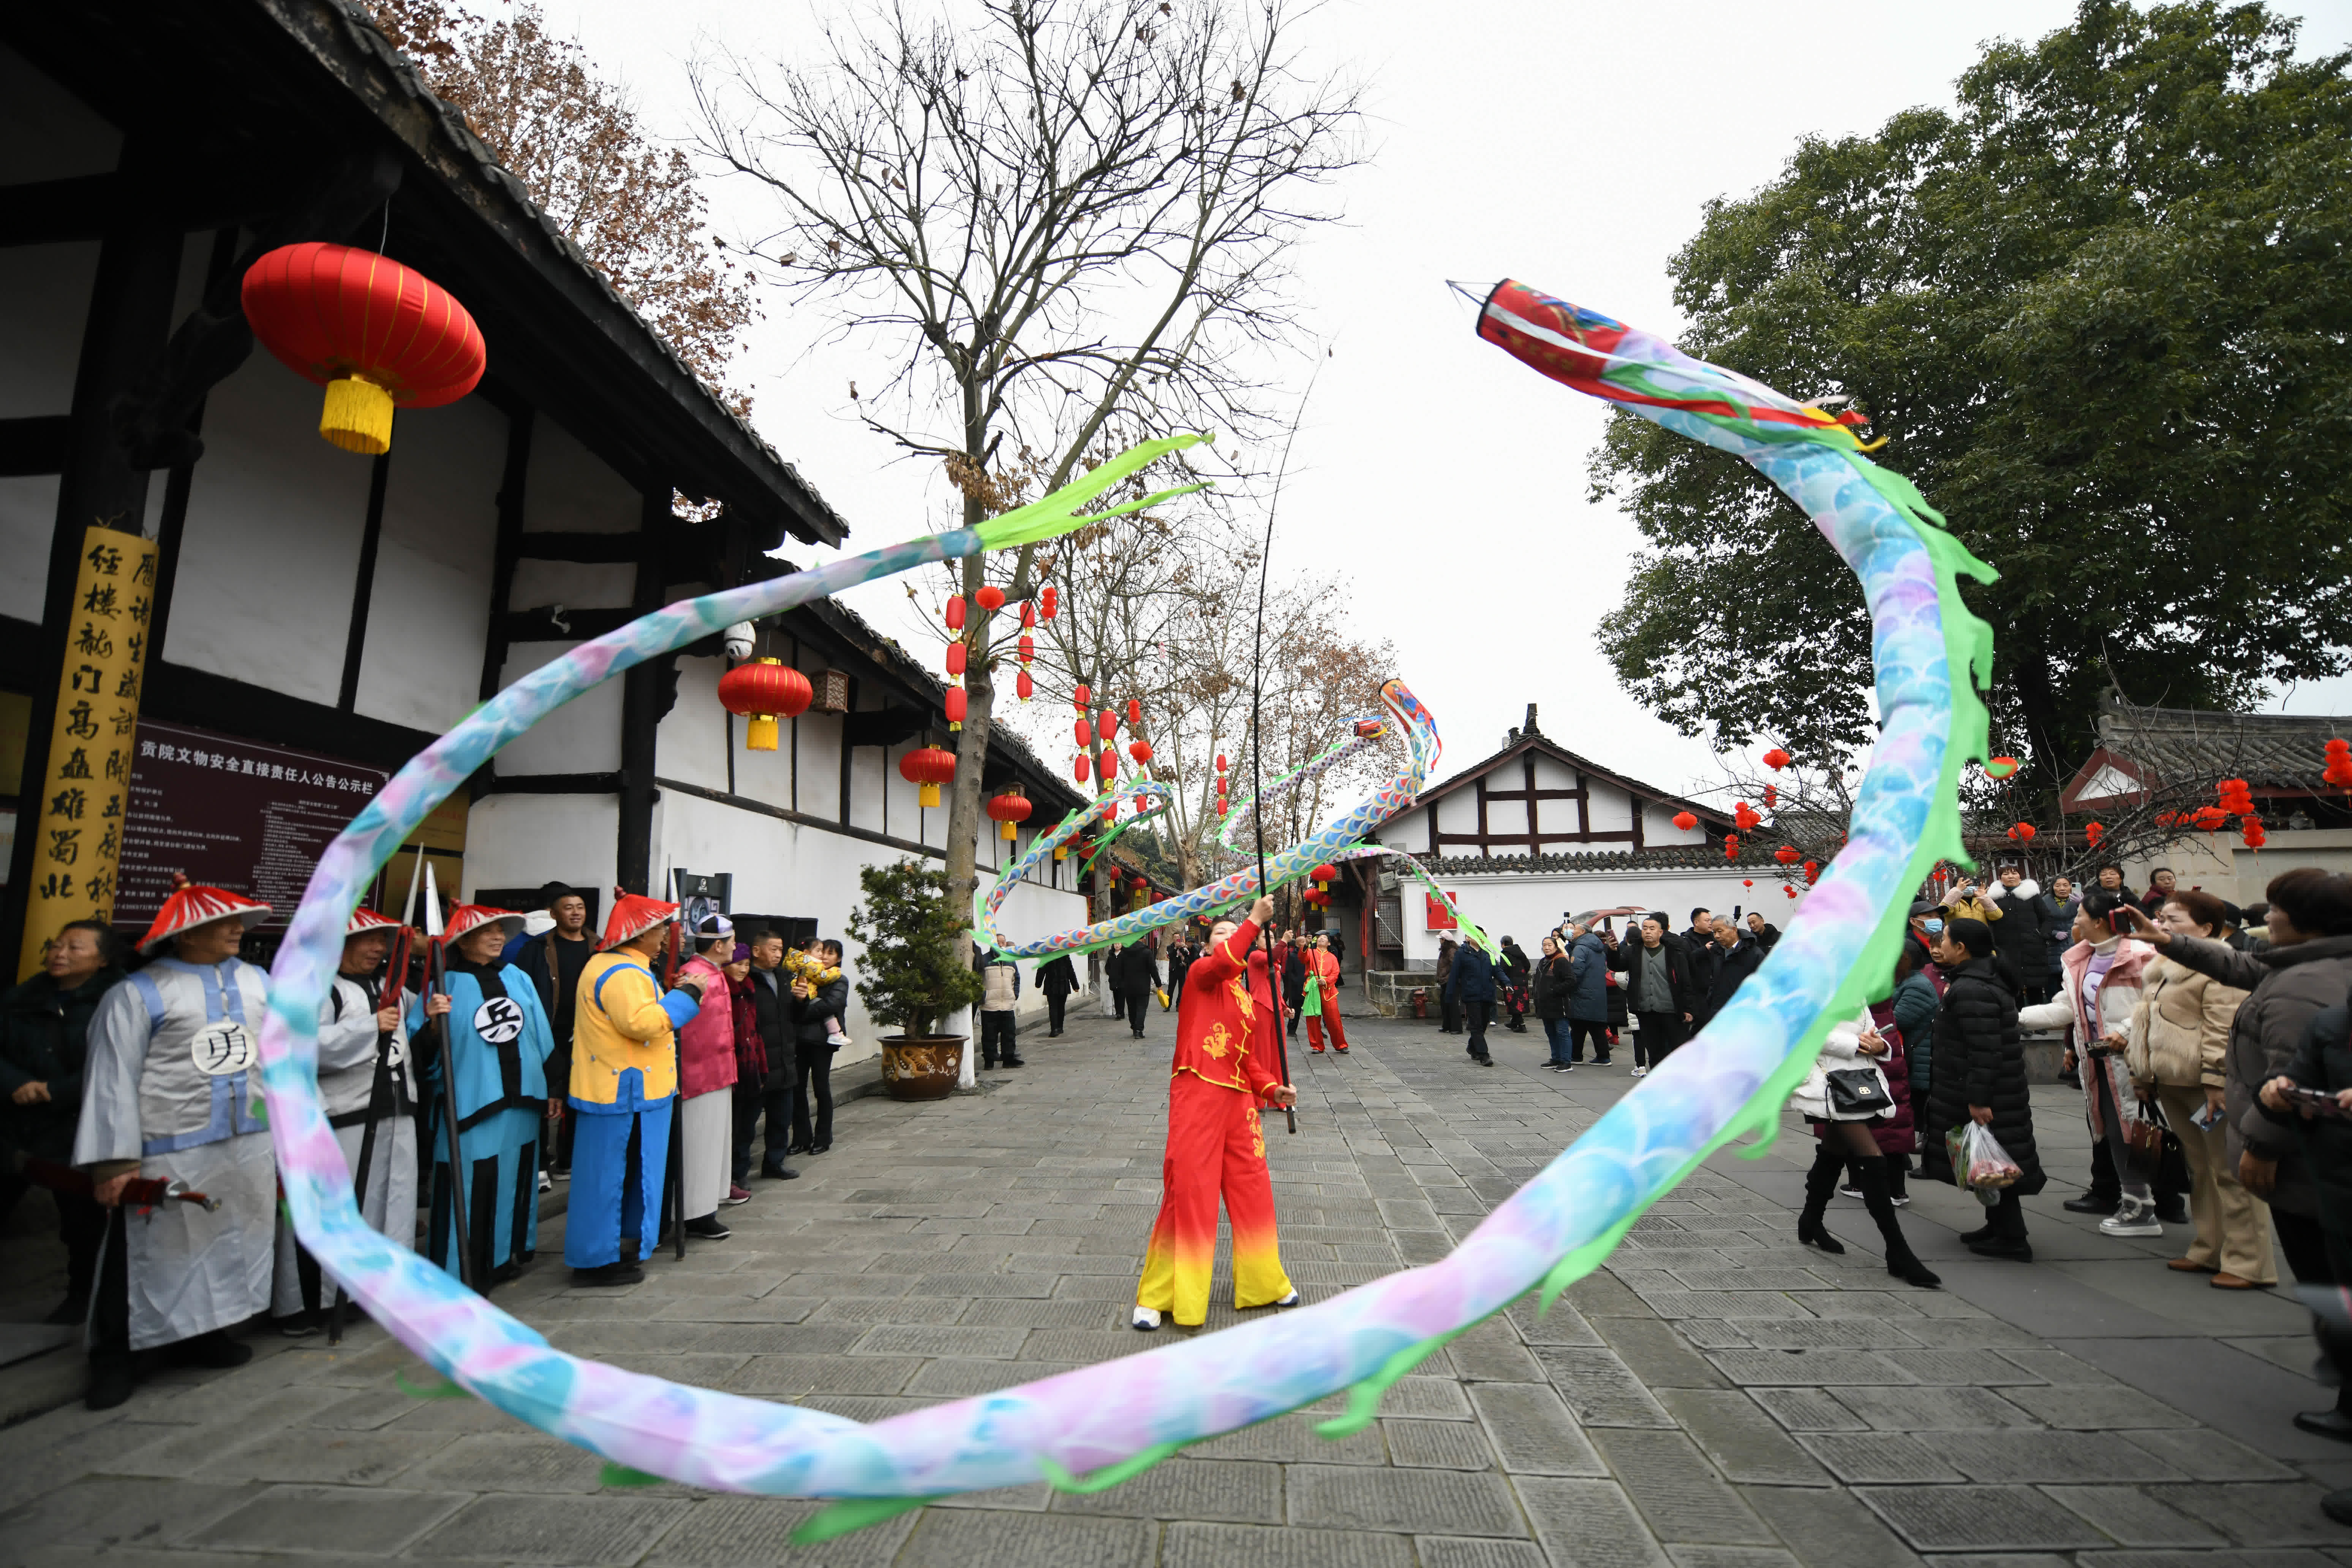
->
xmin=694 ymin=0 xmax=1363 ymax=962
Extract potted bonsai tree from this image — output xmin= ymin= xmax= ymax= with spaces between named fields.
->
xmin=846 ymin=858 xmax=984 ymax=1100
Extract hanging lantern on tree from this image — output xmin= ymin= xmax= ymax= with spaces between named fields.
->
xmin=2243 ymin=815 xmax=2268 ymax=849
xmin=944 ymin=687 xmax=967 ymax=726
xmin=945 ymin=595 xmax=966 ymax=632
xmin=1774 ymin=845 xmax=1801 ymax=865
xmin=1127 ymin=698 xmax=1143 ymax=727
xmin=899 ymin=745 xmax=958 ymax=808
xmin=1783 ymin=884 xmax=1798 ymax=900
xmin=1734 ymin=802 xmax=1762 ymax=832
xmin=715 ymin=658 xmax=812 ymax=751
xmin=1762 ymin=784 xmax=1777 ymax=809
xmin=1074 ymin=754 xmax=1090 ymax=783
xmin=1129 ymin=739 xmax=1153 ymax=766
xmin=1803 ymin=860 xmax=1819 ymax=883
xmin=1671 ymin=811 xmax=1698 ymax=831
xmin=1075 ymin=717 xmax=1094 ymax=749
xmin=1100 ymin=747 xmax=1118 ymax=782
xmin=2190 ymin=806 xmax=2229 ymax=832
xmin=1724 ymin=833 xmax=1740 ymax=859
xmin=1041 ymin=586 xmax=1059 ymax=620
xmin=1742 ymin=879 xmax=1753 ymax=888
xmin=1016 ymin=670 xmax=1034 ymax=702
xmin=1762 ymin=748 xmax=1791 ymax=771
xmin=975 ymin=585 xmax=1006 ymax=613
xmin=2084 ymin=820 xmax=2106 ymax=847
xmin=987 ymin=787 xmax=1033 ymax=841
xmin=2006 ymin=821 xmax=2037 ymax=842
xmin=1983 ymin=756 xmax=2020 ymax=779
xmin=1074 ymin=683 xmax=1091 ymax=710
xmin=945 ymin=642 xmax=967 ymax=677
xmin=1099 ymin=708 xmax=1120 ymax=741
xmin=240 ymin=242 xmax=487 ymax=455
xmin=1020 ymin=600 xmax=1037 ymax=629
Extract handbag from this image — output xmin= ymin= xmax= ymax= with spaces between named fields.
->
xmin=1825 ymin=1065 xmax=1894 ymax=1117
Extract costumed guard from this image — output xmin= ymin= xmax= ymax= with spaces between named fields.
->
xmin=566 ymin=891 xmax=708 ymax=1285
xmin=411 ymin=904 xmax=553 ymax=1285
xmin=272 ymin=907 xmax=417 ymax=1331
xmin=672 ymin=914 xmax=739 ymax=1241
xmin=74 ymin=877 xmax=275 ymax=1409
xmin=1133 ymin=896 xmax=1301 ymax=1331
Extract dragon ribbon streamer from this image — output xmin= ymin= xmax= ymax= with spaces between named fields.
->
xmin=252 ymin=285 xmax=1991 ymax=1542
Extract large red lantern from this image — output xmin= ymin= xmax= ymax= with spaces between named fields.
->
xmin=241 ymin=242 xmax=487 ymax=455
xmin=1129 ymin=739 xmax=1153 ymax=766
xmin=2007 ymin=820 xmax=2039 ymax=842
xmin=987 ymin=788 xmax=1033 ymax=841
xmin=715 ymin=658 xmax=812 ymax=751
xmin=1773 ymin=845 xmax=1801 ymax=865
xmin=1762 ymin=748 xmax=1792 ymax=771
xmin=899 ymin=745 xmax=958 ymax=808
xmin=1671 ymin=811 xmax=1697 ymax=831
xmin=1734 ymin=803 xmax=1762 ymax=832
xmin=975 ymin=585 xmax=1006 ymax=613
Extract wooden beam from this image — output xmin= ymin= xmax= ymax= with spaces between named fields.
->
xmin=498 ymin=606 xmax=637 ymax=643
xmin=484 ymin=771 xmax=625 ymax=795
xmin=337 ymin=452 xmax=391 ymax=712
xmin=616 ymin=490 xmax=673 ymax=894
xmin=513 ymin=531 xmax=643 ymax=563
xmin=0 ymin=417 xmax=71 ymax=478
xmin=476 ymin=406 xmax=533 ymax=704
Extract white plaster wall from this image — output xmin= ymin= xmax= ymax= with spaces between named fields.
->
xmin=1382 ymin=802 xmax=1431 ymax=854
xmin=846 ymin=745 xmax=887 ymax=836
xmin=1397 ymin=870 xmax=1808 ymax=968
xmin=1535 ymin=792 xmax=1579 ymax=838
xmin=508 ymin=559 xmax=637 ymax=610
xmin=0 ymin=242 xmax=98 ymax=419
xmin=463 ymin=792 xmax=619 ymax=904
xmin=1586 ymin=779 xmax=1636 ymax=833
xmin=1645 ymin=800 xmax=1710 ymax=846
xmin=0 ymin=476 xmax=60 ymax=622
xmin=524 ymin=419 xmax=638 ymax=533
xmin=657 ymin=654 xmax=732 ymax=794
xmin=1434 ymin=790 xmax=1481 ymax=836
xmin=0 ymin=44 xmax=120 ymax=182
xmin=1485 ymin=791 xmax=1528 ymax=838
xmin=494 ymin=640 xmax=623 ymax=774
xmin=165 ymin=356 xmax=374 ymax=701
xmin=351 ymin=396 xmax=504 ymax=732
xmin=795 ymin=710 xmax=844 ymax=820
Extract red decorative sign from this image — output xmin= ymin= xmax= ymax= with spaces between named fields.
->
xmin=115 ymin=719 xmax=388 ymax=934
xmin=1424 ymin=892 xmax=1458 ymax=931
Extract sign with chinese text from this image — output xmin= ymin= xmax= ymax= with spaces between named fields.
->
xmin=114 ymin=720 xmax=389 ymax=937
xmin=17 ymin=527 xmax=157 ymax=978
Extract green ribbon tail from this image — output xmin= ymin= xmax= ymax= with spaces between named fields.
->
xmin=1035 ymin=1440 xmax=1185 ymax=1494
xmin=971 ymin=433 xmax=1213 ymax=552
xmin=791 ymin=1494 xmax=943 ymax=1543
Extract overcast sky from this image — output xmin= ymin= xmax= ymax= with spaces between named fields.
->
xmin=540 ymin=0 xmax=2352 ymax=799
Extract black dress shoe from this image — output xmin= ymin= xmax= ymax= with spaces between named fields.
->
xmin=572 ymin=1261 xmax=645 ymax=1287
xmin=2325 ymin=1486 xmax=2352 ymax=1527
xmin=2156 ymin=1200 xmax=2190 ymax=1225
xmin=1003 ymin=1057 xmax=1025 ymax=1068
xmin=1958 ymin=1223 xmax=1996 ymax=1244
xmin=811 ymin=1142 xmax=831 ymax=1154
xmin=85 ymin=1356 xmax=137 ymax=1411
xmin=2063 ymin=1194 xmax=2118 ymax=1215
xmin=684 ymin=1215 xmax=732 ymax=1240
xmin=168 ymin=1331 xmax=253 ymax=1370
xmin=1966 ymin=1237 xmax=2034 ymax=1262
xmin=760 ymin=1164 xmax=800 ymax=1180
xmin=2296 ymin=1409 xmax=2352 ymax=1443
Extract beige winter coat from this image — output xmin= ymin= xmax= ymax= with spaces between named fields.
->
xmin=2124 ymin=956 xmax=2245 ymax=1091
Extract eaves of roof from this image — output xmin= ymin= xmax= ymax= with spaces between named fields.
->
xmin=1399 ymin=729 xmax=1735 ymax=831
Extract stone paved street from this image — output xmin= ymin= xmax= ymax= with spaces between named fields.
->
xmin=8 ymin=1007 xmax=2352 ymax=1567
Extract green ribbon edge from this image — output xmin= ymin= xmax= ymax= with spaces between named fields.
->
xmin=792 ymin=1493 xmax=945 ymax=1544
xmin=600 ymin=1462 xmax=664 ymax=1488
xmin=969 ymin=432 xmax=1213 ymax=552
xmin=1315 ymin=448 xmax=1997 ymax=1440
xmin=1037 ymin=1441 xmax=1187 ymax=1493
xmin=394 ymin=1368 xmax=473 ymax=1401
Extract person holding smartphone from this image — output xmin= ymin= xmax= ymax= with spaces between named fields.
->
xmin=2021 ymin=890 xmax=2162 ymax=1236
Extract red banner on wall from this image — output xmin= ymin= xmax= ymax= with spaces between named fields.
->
xmin=115 ymin=719 xmax=388 ymax=934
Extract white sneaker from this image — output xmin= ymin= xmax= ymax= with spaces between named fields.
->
xmin=1630 ymin=1066 xmax=1648 ymax=1078
xmin=1130 ymin=1306 xmax=1162 ymax=1331
xmin=2099 ymin=1198 xmax=2163 ymax=1238
xmin=537 ymin=1170 xmax=553 ymax=1193
xmin=1272 ymin=1289 xmax=1300 ymax=1307
xmin=827 ymin=1032 xmax=853 ymax=1048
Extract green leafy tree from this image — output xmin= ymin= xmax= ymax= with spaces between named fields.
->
xmin=846 ymin=860 xmax=984 ymax=1038
xmin=1595 ymin=0 xmax=2352 ymax=808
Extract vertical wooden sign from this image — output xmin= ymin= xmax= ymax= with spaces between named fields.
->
xmin=17 ymin=525 xmax=158 ymax=979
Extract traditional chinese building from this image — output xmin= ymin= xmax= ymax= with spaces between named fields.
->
xmin=0 ymin=3 xmax=1082 ymax=1037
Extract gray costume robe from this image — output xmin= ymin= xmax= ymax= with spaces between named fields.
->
xmin=272 ymin=971 xmax=418 ymax=1316
xmin=75 ymin=957 xmax=277 ymax=1349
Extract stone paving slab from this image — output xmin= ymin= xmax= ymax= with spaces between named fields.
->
xmin=8 ymin=1011 xmax=2352 ymax=1567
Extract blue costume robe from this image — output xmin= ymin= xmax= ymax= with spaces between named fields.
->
xmin=408 ymin=958 xmax=553 ymax=1283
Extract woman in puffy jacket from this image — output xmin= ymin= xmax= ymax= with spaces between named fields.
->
xmin=1792 ymin=997 xmax=1940 ymax=1289
xmin=2123 ymin=889 xmax=2266 ymax=1287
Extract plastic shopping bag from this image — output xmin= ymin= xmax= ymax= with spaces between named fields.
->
xmin=1946 ymin=1121 xmax=2025 ymax=1206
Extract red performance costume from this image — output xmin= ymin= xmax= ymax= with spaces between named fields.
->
xmin=1136 ymin=919 xmax=1296 ymax=1328
xmin=1306 ymin=946 xmax=1349 ymax=1054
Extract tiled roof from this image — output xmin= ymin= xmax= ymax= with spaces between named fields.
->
xmin=2096 ymin=695 xmax=2352 ymax=792
xmin=1416 ymin=847 xmax=1808 ymax=876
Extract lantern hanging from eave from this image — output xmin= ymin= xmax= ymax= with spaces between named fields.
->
xmin=1312 ymin=862 xmax=1339 ymax=891
xmin=899 ymin=745 xmax=958 ymax=808
xmin=241 ymin=242 xmax=487 ymax=455
xmin=1671 ymin=811 xmax=1697 ymax=832
xmin=2325 ymin=739 xmax=2352 ymax=789
xmin=715 ymin=658 xmax=812 ymax=751
xmin=987 ymin=787 xmax=1033 ymax=841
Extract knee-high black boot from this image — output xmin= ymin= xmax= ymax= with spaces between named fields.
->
xmin=1798 ymin=1142 xmax=1845 ymax=1255
xmin=1856 ymin=1157 xmax=1940 ymax=1288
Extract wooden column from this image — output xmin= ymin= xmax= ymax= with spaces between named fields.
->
xmin=2 ymin=145 xmax=182 ymax=969
xmin=616 ymin=488 xmax=670 ymax=893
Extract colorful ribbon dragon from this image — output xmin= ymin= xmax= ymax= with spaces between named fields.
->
xmin=252 ymin=283 xmax=1991 ymax=1542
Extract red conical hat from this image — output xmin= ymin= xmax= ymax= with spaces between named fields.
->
xmin=600 ymin=888 xmax=681 ymax=950
xmin=443 ymin=904 xmax=527 ymax=945
xmin=346 ymin=906 xmax=402 ymax=937
xmin=138 ymin=874 xmax=270 ymax=954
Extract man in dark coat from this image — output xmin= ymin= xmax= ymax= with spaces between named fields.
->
xmin=512 ymin=883 xmax=594 ymax=1177
xmin=1562 ymin=923 xmax=1612 ymax=1065
xmin=1434 ymin=937 xmax=1461 ymax=1033
xmin=1499 ymin=937 xmax=1533 ymax=1032
xmin=1607 ymin=915 xmax=1694 ymax=1073
xmin=2 ymin=919 xmax=125 ymax=1323
xmin=1989 ymin=863 xmax=2059 ymax=1005
xmin=1111 ymin=940 xmax=1156 ymax=1040
xmin=790 ymin=941 xmax=852 ymax=1152
xmin=1695 ymin=920 xmax=1762 ymax=1029
xmin=1682 ymin=908 xmax=1723 ymax=1007
xmin=1036 ymin=952 xmax=1079 ymax=1037
xmin=1164 ymin=937 xmax=1197 ymax=1010
xmin=1919 ymin=917 xmax=2043 ymax=1261
xmin=1280 ymin=934 xmax=1308 ymax=1040
xmin=1443 ymin=940 xmax=1500 ymax=1065
xmin=744 ymin=931 xmax=797 ymax=1180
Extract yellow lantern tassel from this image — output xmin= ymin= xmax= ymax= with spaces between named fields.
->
xmin=745 ymin=714 xmax=779 ymax=751
xmin=320 ymin=375 xmax=395 ymax=455
xmin=920 ymin=783 xmax=941 ymax=809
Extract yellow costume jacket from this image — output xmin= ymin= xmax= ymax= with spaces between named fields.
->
xmin=570 ymin=951 xmax=697 ymax=1111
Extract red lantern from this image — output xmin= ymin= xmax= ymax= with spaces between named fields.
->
xmin=1671 ymin=811 xmax=1698 ymax=831
xmin=1074 ymin=754 xmax=1090 ymax=783
xmin=716 ymin=658 xmax=813 ymax=751
xmin=944 ymin=687 xmax=967 ymax=726
xmin=1075 ymin=718 xmax=1093 ymax=749
xmin=975 ymin=585 xmax=1006 ymax=613
xmin=1217 ymin=754 xmax=1228 ymax=772
xmin=1742 ymin=879 xmax=1753 ymax=887
xmin=1774 ymin=846 xmax=1800 ymax=865
xmin=1099 ymin=708 xmax=1120 ymax=741
xmin=1016 ymin=670 xmax=1034 ymax=702
xmin=1724 ymin=833 xmax=1740 ymax=859
xmin=2007 ymin=821 xmax=2037 ymax=842
xmin=2324 ymin=739 xmax=2352 ymax=788
xmin=1783 ymin=884 xmax=1798 ymax=900
xmin=1983 ymin=756 xmax=2020 ymax=779
xmin=1074 ymin=683 xmax=1091 ymax=709
xmin=1041 ymin=586 xmax=1059 ymax=620
xmin=1735 ymin=803 xmax=1762 ymax=832
xmin=1018 ymin=635 xmax=1035 ymax=662
xmin=1803 ymin=860 xmax=1819 ymax=884
xmin=945 ymin=595 xmax=966 ymax=631
xmin=945 ymin=642 xmax=967 ymax=676
xmin=2243 ymin=817 xmax=2268 ymax=848
xmin=1100 ymin=748 xmax=1117 ymax=780
xmin=1762 ymin=748 xmax=1791 ymax=771
xmin=1129 ymin=740 xmax=1153 ymax=766
xmin=241 ymin=242 xmax=486 ymax=455
xmin=987 ymin=788 xmax=1033 ymax=840
xmin=1127 ymin=699 xmax=1143 ymax=727
xmin=1312 ymin=863 xmax=1339 ymax=890
xmin=1021 ymin=600 xmax=1037 ymax=629
xmin=2084 ymin=820 xmax=2105 ymax=847
xmin=899 ymin=745 xmax=958 ymax=808
xmin=2190 ymin=806 xmax=2229 ymax=832
xmin=1762 ymin=784 xmax=1777 ymax=809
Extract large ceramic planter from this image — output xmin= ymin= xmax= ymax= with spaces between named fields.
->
xmin=880 ymin=1035 xmax=966 ymax=1100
